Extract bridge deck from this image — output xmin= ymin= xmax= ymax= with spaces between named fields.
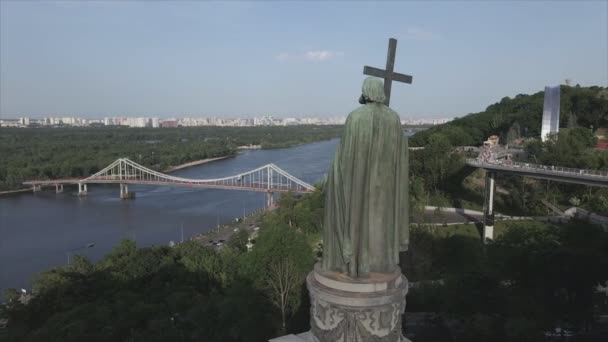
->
xmin=23 ymin=179 xmax=312 ymax=193
xmin=22 ymin=158 xmax=316 ymax=193
xmin=466 ymin=159 xmax=608 ymax=187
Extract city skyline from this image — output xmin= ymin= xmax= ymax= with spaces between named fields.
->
xmin=1 ymin=1 xmax=607 ymax=119
xmin=0 ymin=114 xmax=452 ymax=128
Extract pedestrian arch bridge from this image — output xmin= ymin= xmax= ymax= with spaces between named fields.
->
xmin=23 ymin=158 xmax=316 ymax=207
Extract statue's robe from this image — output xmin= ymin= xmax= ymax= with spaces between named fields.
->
xmin=322 ymin=102 xmax=409 ymax=277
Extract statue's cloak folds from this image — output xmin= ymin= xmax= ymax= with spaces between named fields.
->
xmin=322 ymin=78 xmax=409 ymax=277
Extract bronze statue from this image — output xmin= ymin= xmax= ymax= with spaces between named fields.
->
xmin=322 ymin=77 xmax=409 ymax=278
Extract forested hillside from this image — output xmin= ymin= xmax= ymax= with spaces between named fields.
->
xmin=407 ymin=85 xmax=608 ymax=216
xmin=410 ymin=85 xmax=608 ymax=147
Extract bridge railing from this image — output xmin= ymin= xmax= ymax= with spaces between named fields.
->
xmin=466 ymin=158 xmax=608 ymax=178
xmin=23 ymin=178 xmax=83 ymax=183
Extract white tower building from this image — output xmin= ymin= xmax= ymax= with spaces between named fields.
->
xmin=541 ymin=86 xmax=561 ymax=142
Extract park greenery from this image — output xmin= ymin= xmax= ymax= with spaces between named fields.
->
xmin=408 ymin=85 xmax=608 ymax=215
xmin=0 ymin=125 xmax=343 ymax=191
xmin=409 ymin=128 xmax=608 ymax=216
xmin=410 ymin=85 xmax=608 ymax=148
xmin=3 ymin=187 xmax=607 ymax=341
xmin=403 ymin=220 xmax=608 ymax=341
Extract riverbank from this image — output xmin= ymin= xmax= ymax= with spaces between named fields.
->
xmin=191 ymin=209 xmax=266 ymax=248
xmin=236 ymin=144 xmax=262 ymax=150
xmin=166 ymin=138 xmax=338 ymax=173
xmin=260 ymin=139 xmax=332 ymax=150
xmin=0 ymin=188 xmax=31 ymax=196
xmin=164 ymin=156 xmax=233 ymax=173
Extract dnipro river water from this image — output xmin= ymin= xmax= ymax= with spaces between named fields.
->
xmin=0 ymin=139 xmax=339 ymax=296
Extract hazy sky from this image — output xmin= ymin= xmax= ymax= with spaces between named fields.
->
xmin=1 ymin=1 xmax=606 ymax=119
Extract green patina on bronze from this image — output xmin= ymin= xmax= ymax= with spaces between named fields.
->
xmin=322 ymin=77 xmax=409 ymax=278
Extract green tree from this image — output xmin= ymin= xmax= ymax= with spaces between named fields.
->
xmin=246 ymin=223 xmax=314 ymax=334
xmin=227 ymin=229 xmax=250 ymax=253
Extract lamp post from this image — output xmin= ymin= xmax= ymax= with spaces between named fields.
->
xmin=243 ymin=199 xmax=247 ymax=220
xmin=66 ymin=243 xmax=95 ymax=265
xmin=530 ymin=154 xmax=539 ymax=165
xmin=181 ymin=222 xmax=184 ymax=243
xmin=215 ymin=199 xmax=233 ymax=231
xmin=216 ymin=206 xmax=221 ymax=230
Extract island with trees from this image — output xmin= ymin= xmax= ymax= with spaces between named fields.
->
xmin=0 ymin=125 xmax=344 ymax=191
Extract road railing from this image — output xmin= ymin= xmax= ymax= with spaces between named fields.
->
xmin=466 ymin=158 xmax=608 ymax=178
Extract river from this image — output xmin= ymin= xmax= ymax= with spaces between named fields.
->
xmin=0 ymin=139 xmax=339 ymax=296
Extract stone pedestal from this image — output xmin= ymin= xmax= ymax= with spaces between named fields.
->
xmin=306 ymin=263 xmax=409 ymax=342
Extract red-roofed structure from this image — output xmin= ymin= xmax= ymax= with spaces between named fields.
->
xmin=596 ymin=142 xmax=608 ymax=150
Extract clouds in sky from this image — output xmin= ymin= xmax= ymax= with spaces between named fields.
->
xmin=276 ymin=26 xmax=439 ymax=63
xmin=277 ymin=50 xmax=344 ymax=62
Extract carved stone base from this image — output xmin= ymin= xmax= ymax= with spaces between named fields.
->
xmin=307 ymin=263 xmax=408 ymax=342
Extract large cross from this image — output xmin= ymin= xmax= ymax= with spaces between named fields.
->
xmin=363 ymin=38 xmax=413 ymax=106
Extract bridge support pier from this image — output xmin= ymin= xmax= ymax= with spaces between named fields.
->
xmin=266 ymin=191 xmax=275 ymax=209
xmin=482 ymin=171 xmax=496 ymax=242
xmin=55 ymin=184 xmax=63 ymax=193
xmin=78 ymin=183 xmax=88 ymax=196
xmin=32 ymin=184 xmax=42 ymax=192
xmin=120 ymin=183 xmax=133 ymax=199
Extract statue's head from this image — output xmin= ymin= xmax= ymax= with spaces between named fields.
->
xmin=358 ymin=77 xmax=386 ymax=104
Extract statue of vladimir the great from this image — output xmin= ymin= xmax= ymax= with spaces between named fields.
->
xmin=322 ymin=77 xmax=409 ymax=278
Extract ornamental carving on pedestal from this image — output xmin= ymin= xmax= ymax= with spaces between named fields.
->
xmin=310 ymin=294 xmax=406 ymax=342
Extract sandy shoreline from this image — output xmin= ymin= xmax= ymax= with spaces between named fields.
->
xmin=236 ymin=144 xmax=262 ymax=150
xmin=164 ymin=155 xmax=233 ymax=173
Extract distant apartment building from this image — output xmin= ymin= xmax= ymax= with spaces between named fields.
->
xmin=283 ymin=118 xmax=298 ymax=126
xmin=0 ymin=119 xmax=21 ymax=127
xmin=254 ymin=116 xmax=274 ymax=126
xmin=161 ymin=120 xmax=178 ymax=128
xmin=61 ymin=117 xmax=75 ymax=125
xmin=19 ymin=117 xmax=30 ymax=126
